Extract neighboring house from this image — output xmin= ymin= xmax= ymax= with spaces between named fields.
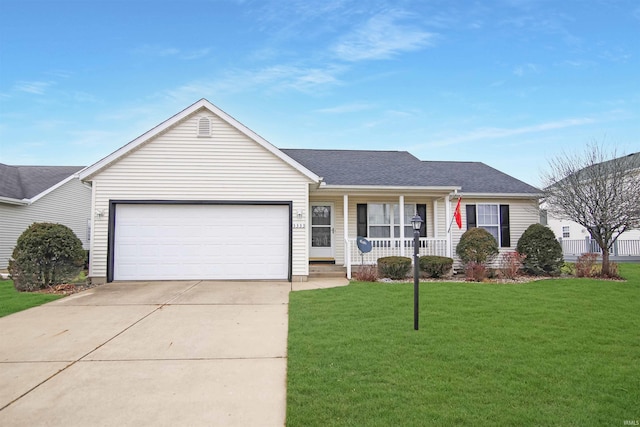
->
xmin=544 ymin=152 xmax=640 ymax=257
xmin=78 ymin=99 xmax=541 ymax=283
xmin=0 ymin=164 xmax=91 ymax=271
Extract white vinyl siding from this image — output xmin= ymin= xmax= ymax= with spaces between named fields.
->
xmin=88 ymin=110 xmax=313 ymax=280
xmin=0 ymin=178 xmax=91 ymax=269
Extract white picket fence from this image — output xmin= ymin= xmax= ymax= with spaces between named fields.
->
xmin=559 ymin=237 xmax=640 ymax=257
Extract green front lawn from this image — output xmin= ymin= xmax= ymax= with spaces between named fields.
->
xmin=0 ymin=279 xmax=64 ymax=317
xmin=287 ymin=264 xmax=640 ymax=426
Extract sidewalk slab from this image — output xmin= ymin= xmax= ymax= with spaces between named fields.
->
xmin=292 ymin=277 xmax=349 ymax=291
xmin=86 ymin=304 xmax=288 ymax=360
xmin=0 ymin=358 xmax=286 ymax=427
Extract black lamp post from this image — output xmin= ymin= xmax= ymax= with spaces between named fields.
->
xmin=411 ymin=213 xmax=423 ymax=330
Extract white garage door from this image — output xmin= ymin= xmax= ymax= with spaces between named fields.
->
xmin=113 ymin=204 xmax=289 ymax=281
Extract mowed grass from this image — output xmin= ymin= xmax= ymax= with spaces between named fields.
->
xmin=0 ymin=279 xmax=63 ymax=317
xmin=287 ymin=264 xmax=640 ymax=426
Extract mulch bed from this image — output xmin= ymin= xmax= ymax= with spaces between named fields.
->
xmin=37 ymin=282 xmax=101 ymax=295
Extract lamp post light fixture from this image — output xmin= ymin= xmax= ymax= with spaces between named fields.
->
xmin=411 ymin=213 xmax=423 ymax=330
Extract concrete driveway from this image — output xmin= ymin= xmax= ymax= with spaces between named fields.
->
xmin=0 ymin=280 xmax=294 ymax=426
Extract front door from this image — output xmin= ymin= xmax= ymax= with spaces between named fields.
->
xmin=310 ymin=203 xmax=334 ymax=259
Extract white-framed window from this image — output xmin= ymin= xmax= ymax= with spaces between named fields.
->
xmin=562 ymin=226 xmax=570 ymax=238
xmin=477 ymin=204 xmax=500 ymax=242
xmin=367 ymin=203 xmax=418 ymax=238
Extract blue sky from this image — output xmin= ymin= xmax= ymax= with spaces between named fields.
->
xmin=1 ymin=0 xmax=638 ymax=187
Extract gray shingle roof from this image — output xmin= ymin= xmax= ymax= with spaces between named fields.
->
xmin=0 ymin=163 xmax=84 ymax=200
xmin=282 ymin=149 xmax=540 ymax=194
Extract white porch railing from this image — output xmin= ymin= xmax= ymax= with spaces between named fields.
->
xmin=346 ymin=237 xmax=448 ymax=268
xmin=560 ymin=237 xmax=640 ymax=256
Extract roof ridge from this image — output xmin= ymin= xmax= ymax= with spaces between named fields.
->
xmin=282 ymin=148 xmax=409 ymax=153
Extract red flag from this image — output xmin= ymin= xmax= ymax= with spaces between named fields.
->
xmin=454 ymin=198 xmax=462 ymax=229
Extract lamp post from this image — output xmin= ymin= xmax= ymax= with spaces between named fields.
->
xmin=411 ymin=213 xmax=423 ymax=331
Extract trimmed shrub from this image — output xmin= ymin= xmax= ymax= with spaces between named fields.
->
xmin=8 ymin=223 xmax=85 ymax=292
xmin=575 ymin=253 xmax=599 ymax=278
xmin=465 ymin=262 xmax=488 ymax=282
xmin=456 ymin=228 xmax=499 ymax=265
xmin=419 ymin=256 xmax=454 ymax=278
xmin=498 ymin=251 xmax=526 ymax=280
xmin=516 ymin=223 xmax=564 ymax=276
xmin=561 ymin=262 xmax=576 ymax=276
xmin=377 ymin=256 xmax=412 ymax=280
xmin=353 ymin=264 xmax=379 ymax=282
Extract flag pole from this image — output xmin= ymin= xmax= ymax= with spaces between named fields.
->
xmin=447 ymin=197 xmax=462 ymax=233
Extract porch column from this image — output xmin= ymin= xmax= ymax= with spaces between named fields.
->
xmin=445 ymin=194 xmax=452 ymax=257
xmin=433 ymin=199 xmax=439 ymax=238
xmin=399 ymin=195 xmax=405 ymax=257
xmin=344 ymin=194 xmax=351 ymax=279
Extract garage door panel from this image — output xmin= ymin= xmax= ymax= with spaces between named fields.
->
xmin=113 ymin=204 xmax=289 ymax=281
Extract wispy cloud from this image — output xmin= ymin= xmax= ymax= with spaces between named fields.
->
xmin=315 ymin=103 xmax=376 ymax=114
xmin=68 ymin=129 xmax=120 ymax=147
xmin=14 ymin=81 xmax=53 ymax=95
xmin=248 ymin=0 xmax=354 ymax=39
xmin=332 ymin=11 xmax=436 ymax=61
xmin=429 ymin=117 xmax=597 ymax=147
xmin=164 ymin=63 xmax=345 ymax=102
xmin=513 ymin=63 xmax=540 ymax=76
xmin=181 ymin=48 xmax=212 ymax=60
xmin=133 ymin=45 xmax=211 ymax=60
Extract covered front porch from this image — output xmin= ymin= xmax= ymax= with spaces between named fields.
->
xmin=308 ymin=187 xmax=460 ymax=279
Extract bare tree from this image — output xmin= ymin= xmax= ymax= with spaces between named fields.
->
xmin=541 ymin=143 xmax=640 ymax=277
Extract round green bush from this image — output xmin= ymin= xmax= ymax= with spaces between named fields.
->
xmin=419 ymin=256 xmax=453 ymax=278
xmin=516 ymin=223 xmax=564 ymax=276
xmin=8 ymin=223 xmax=86 ymax=291
xmin=377 ymin=256 xmax=412 ymax=280
xmin=455 ymin=227 xmax=499 ymax=265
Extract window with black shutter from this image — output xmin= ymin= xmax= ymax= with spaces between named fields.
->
xmin=465 ymin=203 xmax=511 ymax=247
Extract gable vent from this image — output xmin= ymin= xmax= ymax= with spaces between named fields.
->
xmin=197 ymin=117 xmax=211 ymax=137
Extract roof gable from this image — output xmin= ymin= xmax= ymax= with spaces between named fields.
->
xmin=79 ymin=99 xmax=321 ymax=182
xmin=0 ymin=163 xmax=84 ymax=203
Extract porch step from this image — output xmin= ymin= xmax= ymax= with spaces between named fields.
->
xmin=308 ymin=263 xmax=347 ymax=278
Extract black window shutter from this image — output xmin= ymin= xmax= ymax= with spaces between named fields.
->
xmin=357 ymin=204 xmax=367 ymax=237
xmin=417 ymin=204 xmax=427 ymax=237
xmin=500 ymin=205 xmax=511 ymax=247
xmin=466 ymin=204 xmax=476 ymax=229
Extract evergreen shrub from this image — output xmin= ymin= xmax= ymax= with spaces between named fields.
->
xmin=419 ymin=256 xmax=454 ymax=278
xmin=377 ymin=256 xmax=412 ymax=280
xmin=516 ymin=223 xmax=564 ymax=276
xmin=456 ymin=228 xmax=499 ymax=265
xmin=8 ymin=223 xmax=85 ymax=291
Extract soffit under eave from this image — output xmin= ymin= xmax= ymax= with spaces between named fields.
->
xmin=309 ymin=185 xmax=461 ymax=198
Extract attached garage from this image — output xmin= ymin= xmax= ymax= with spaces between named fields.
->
xmin=109 ymin=202 xmax=291 ymax=281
